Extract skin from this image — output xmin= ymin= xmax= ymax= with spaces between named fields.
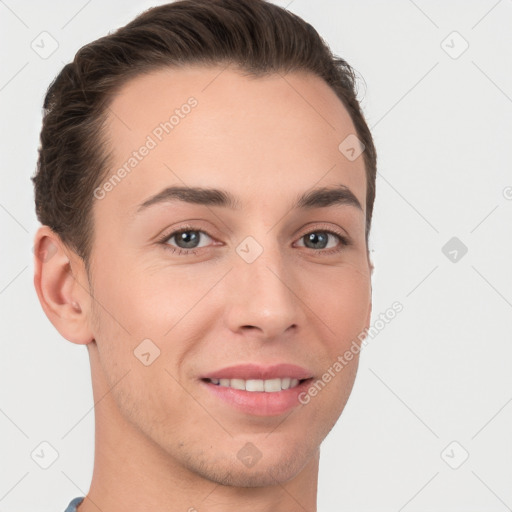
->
xmin=33 ymin=65 xmax=373 ymax=512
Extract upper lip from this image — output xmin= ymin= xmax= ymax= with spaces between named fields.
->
xmin=201 ymin=363 xmax=313 ymax=381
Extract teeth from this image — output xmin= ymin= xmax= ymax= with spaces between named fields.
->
xmin=246 ymin=379 xmax=264 ymax=392
xmin=264 ymin=378 xmax=281 ymax=392
xmin=230 ymin=378 xmax=246 ymax=390
xmin=207 ymin=377 xmax=304 ymax=392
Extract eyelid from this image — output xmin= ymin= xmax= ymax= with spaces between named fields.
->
xmin=295 ymin=221 xmax=349 ymax=240
xmin=293 ymin=224 xmax=351 ymax=255
xmin=156 ymin=224 xmax=216 ymax=252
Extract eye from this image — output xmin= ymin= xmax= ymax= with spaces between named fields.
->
xmin=156 ymin=225 xmax=350 ymax=257
xmin=295 ymin=229 xmax=350 ymax=254
xmin=158 ymin=227 xmax=214 ymax=255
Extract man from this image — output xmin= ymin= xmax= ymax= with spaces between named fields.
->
xmin=32 ymin=0 xmax=377 ymax=510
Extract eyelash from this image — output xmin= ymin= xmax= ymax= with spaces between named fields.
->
xmin=156 ymin=224 xmax=351 ymax=257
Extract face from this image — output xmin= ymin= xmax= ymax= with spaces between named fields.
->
xmin=85 ymin=65 xmax=372 ymax=486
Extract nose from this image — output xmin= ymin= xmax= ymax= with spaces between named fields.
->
xmin=223 ymin=244 xmax=303 ymax=340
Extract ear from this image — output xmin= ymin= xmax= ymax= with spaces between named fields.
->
xmin=32 ymin=226 xmax=94 ymax=345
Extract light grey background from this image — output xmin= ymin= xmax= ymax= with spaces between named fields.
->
xmin=1 ymin=1 xmax=511 ymax=511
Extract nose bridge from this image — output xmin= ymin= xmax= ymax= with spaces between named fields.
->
xmin=224 ymin=236 xmax=301 ymax=338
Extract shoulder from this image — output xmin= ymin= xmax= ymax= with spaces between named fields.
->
xmin=63 ymin=496 xmax=85 ymax=512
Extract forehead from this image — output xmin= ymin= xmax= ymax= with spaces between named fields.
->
xmin=97 ymin=65 xmax=366 ymax=221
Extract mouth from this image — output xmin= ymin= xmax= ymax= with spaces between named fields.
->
xmin=199 ymin=363 xmax=315 ymax=416
xmin=202 ymin=376 xmax=310 ymax=392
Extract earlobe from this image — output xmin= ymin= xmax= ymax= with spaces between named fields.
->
xmin=32 ymin=226 xmax=94 ymax=345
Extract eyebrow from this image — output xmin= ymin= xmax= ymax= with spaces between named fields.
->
xmin=135 ymin=184 xmax=363 ymax=214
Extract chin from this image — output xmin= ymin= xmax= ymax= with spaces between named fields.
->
xmin=179 ymin=437 xmax=319 ymax=488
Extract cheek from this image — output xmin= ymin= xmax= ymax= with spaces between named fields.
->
xmin=88 ymin=258 xmax=218 ymax=387
xmin=303 ymin=264 xmax=371 ymax=344
xmin=90 ymin=257 xmax=186 ymax=339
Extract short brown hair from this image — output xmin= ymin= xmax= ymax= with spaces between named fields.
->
xmin=32 ymin=0 xmax=377 ymax=273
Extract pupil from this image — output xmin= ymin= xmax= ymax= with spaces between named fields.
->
xmin=306 ymin=232 xmax=327 ymax=249
xmin=178 ymin=231 xmax=199 ymax=248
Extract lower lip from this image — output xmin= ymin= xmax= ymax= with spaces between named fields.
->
xmin=201 ymin=379 xmax=313 ymax=416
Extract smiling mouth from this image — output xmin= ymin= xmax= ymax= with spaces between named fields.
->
xmin=202 ymin=377 xmax=311 ymax=392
